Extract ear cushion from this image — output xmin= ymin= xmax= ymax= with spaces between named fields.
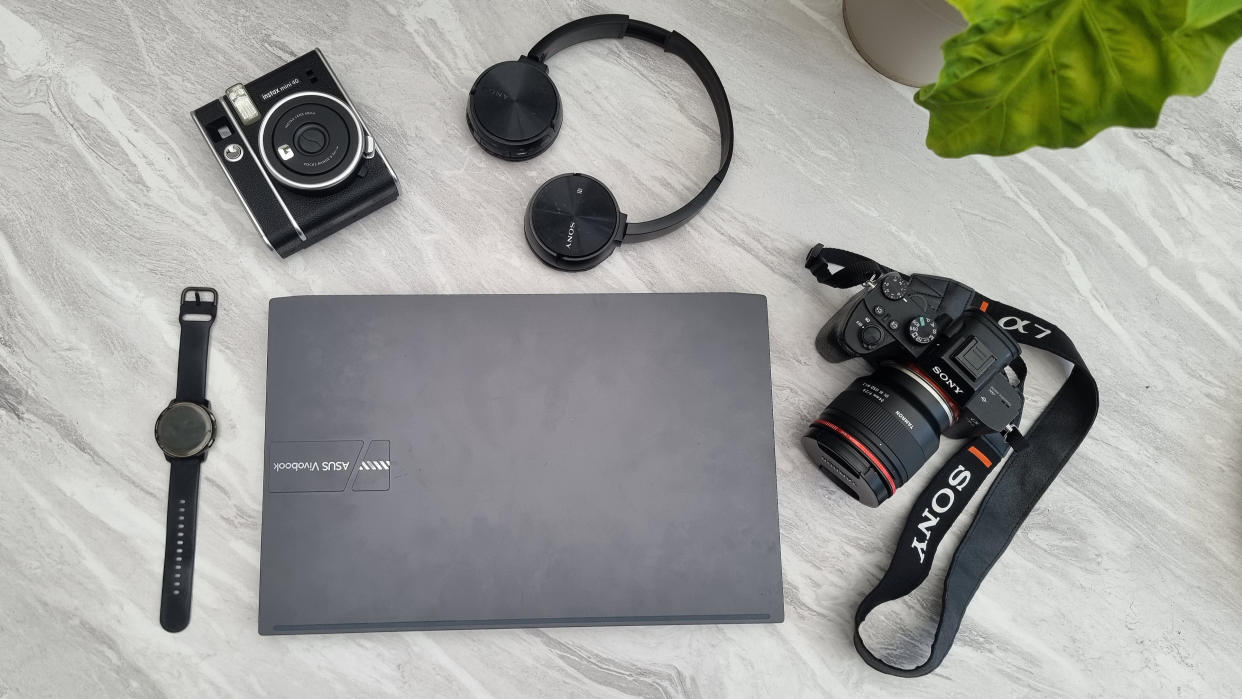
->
xmin=525 ymin=173 xmax=626 ymax=271
xmin=467 ymin=60 xmax=561 ymax=161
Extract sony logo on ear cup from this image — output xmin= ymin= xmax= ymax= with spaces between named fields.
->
xmin=525 ymin=173 xmax=626 ymax=272
xmin=480 ymin=86 xmax=510 ymax=101
xmin=466 ymin=59 xmax=561 ymax=161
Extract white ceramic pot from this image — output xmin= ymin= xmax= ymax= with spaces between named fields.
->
xmin=843 ymin=0 xmax=967 ymax=87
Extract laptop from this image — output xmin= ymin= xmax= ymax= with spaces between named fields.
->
xmin=259 ymin=293 xmax=783 ymax=634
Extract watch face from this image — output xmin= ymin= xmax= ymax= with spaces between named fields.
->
xmin=155 ymin=402 xmax=214 ymax=458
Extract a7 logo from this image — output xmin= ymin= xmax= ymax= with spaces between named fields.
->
xmin=999 ymin=315 xmax=1052 ymax=339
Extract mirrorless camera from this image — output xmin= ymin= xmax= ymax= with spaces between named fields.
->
xmin=192 ymin=49 xmax=399 ymax=257
xmin=802 ymin=245 xmax=1025 ymax=507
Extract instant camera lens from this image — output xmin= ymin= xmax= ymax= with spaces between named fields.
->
xmin=258 ymin=91 xmax=363 ymax=191
xmin=803 ymin=365 xmax=955 ymax=506
xmin=294 ymin=123 xmax=328 ymax=154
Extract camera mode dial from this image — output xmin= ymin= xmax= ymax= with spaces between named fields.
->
xmin=908 ymin=316 xmax=938 ymax=344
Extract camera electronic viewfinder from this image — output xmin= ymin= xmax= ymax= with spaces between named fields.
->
xmin=802 ymin=245 xmax=1026 ymax=506
xmin=192 ymin=49 xmax=399 ymax=257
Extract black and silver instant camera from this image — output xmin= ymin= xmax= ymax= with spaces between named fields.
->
xmin=192 ymin=49 xmax=399 ymax=257
xmin=802 ymin=245 xmax=1026 ymax=507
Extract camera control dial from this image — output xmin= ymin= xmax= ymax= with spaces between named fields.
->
xmin=908 ymin=316 xmax=938 ymax=344
xmin=881 ymin=273 xmax=910 ymax=301
xmin=859 ymin=325 xmax=884 ymax=349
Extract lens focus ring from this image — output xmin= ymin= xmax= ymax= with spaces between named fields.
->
xmin=802 ymin=366 xmax=953 ymax=507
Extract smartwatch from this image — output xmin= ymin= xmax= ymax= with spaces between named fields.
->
xmin=153 ymin=287 xmax=218 ymax=632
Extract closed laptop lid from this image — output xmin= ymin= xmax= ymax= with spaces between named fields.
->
xmin=259 ymin=293 xmax=783 ymax=634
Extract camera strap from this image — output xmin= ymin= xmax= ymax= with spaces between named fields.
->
xmin=807 ymin=247 xmax=1099 ymax=676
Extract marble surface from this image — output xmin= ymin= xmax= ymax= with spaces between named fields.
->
xmin=2 ymin=0 xmax=1240 ymax=696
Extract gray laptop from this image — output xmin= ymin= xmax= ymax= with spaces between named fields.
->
xmin=259 ymin=293 xmax=783 ymax=634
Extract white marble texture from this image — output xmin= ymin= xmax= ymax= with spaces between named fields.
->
xmin=1 ymin=0 xmax=1240 ymax=696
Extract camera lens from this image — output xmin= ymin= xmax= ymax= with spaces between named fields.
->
xmin=258 ymin=91 xmax=363 ymax=191
xmin=294 ymin=123 xmax=328 ymax=154
xmin=802 ymin=365 xmax=954 ymax=506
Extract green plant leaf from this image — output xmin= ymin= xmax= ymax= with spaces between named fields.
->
xmin=944 ymin=0 xmax=1003 ymax=22
xmin=915 ymin=0 xmax=1242 ymax=157
xmin=1187 ymin=0 xmax=1242 ymax=25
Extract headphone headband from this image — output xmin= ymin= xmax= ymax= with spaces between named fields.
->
xmin=525 ymin=15 xmax=734 ymax=242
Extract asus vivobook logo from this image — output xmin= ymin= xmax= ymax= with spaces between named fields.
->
xmin=267 ymin=440 xmax=391 ymax=493
xmin=272 ymin=461 xmax=351 ymax=472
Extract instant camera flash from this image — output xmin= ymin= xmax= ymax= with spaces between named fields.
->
xmin=225 ymin=83 xmax=261 ymax=125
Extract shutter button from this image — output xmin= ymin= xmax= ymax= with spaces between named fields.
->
xmin=223 ymin=143 xmax=244 ymax=162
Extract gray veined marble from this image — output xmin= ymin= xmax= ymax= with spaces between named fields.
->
xmin=1 ymin=0 xmax=1241 ymax=696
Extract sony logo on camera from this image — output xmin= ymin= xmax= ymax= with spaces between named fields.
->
xmin=930 ymin=365 xmax=965 ymax=395
xmin=909 ymin=464 xmax=971 ymax=563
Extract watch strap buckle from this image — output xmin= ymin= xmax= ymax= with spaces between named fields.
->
xmin=180 ymin=287 xmax=218 ymax=324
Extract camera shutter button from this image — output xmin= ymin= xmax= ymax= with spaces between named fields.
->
xmin=223 ymin=143 xmax=244 ymax=162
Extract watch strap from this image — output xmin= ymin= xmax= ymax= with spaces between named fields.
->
xmin=160 ymin=457 xmax=202 ymax=632
xmin=175 ymin=288 xmax=218 ymax=403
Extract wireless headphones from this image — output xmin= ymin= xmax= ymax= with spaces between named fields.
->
xmin=467 ymin=15 xmax=734 ymax=271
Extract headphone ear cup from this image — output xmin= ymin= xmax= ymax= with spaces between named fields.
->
xmin=467 ymin=60 xmax=561 ymax=161
xmin=525 ymin=173 xmax=626 ymax=272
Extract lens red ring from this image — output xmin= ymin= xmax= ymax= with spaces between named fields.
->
xmin=813 ymin=419 xmax=896 ymax=494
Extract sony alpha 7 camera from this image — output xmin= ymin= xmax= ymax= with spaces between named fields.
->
xmin=802 ymin=245 xmax=1025 ymax=507
xmin=192 ymin=49 xmax=399 ymax=257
